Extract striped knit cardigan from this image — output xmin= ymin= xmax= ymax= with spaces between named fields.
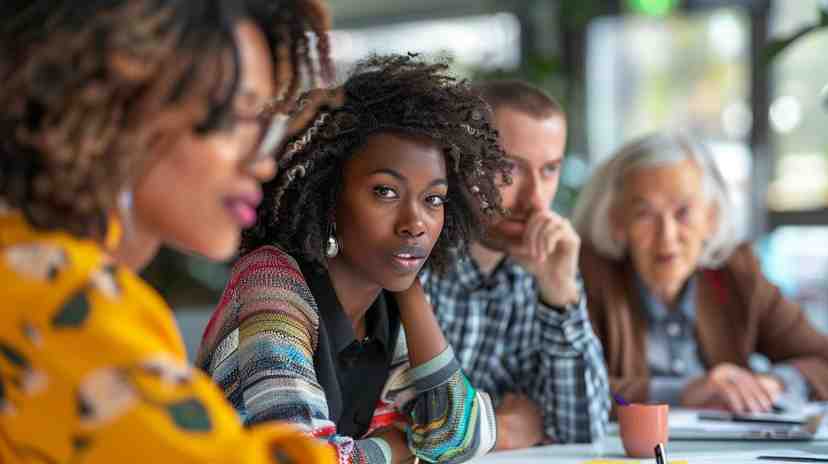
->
xmin=196 ymin=246 xmax=497 ymax=464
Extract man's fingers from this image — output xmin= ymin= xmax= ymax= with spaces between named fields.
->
xmin=523 ymin=214 xmax=548 ymax=259
xmin=499 ymin=392 xmax=519 ymax=409
xmin=540 ymin=220 xmax=579 ymax=261
xmin=524 ymin=212 xmax=562 ymax=256
xmin=541 ymin=224 xmax=567 ymax=258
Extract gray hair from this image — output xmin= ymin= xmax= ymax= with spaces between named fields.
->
xmin=572 ymin=132 xmax=739 ymax=268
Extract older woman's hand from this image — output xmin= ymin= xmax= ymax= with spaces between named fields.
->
xmin=511 ymin=210 xmax=580 ymax=308
xmin=680 ymin=363 xmax=783 ymax=413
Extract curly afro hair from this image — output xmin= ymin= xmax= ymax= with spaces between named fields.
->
xmin=0 ymin=0 xmax=333 ymax=239
xmin=241 ymin=54 xmax=513 ymax=274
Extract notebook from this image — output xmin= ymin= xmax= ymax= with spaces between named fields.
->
xmin=669 ymin=409 xmax=827 ymax=441
xmin=697 ymin=409 xmax=809 ymax=426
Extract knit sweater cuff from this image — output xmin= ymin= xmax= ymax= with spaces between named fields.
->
xmin=408 ymin=345 xmax=462 ymax=394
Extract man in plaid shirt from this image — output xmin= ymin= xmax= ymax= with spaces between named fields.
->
xmin=422 ymin=80 xmax=610 ymax=449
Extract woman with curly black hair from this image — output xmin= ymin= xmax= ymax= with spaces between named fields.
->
xmin=198 ymin=54 xmax=512 ymax=464
xmin=0 ymin=1 xmax=337 ymax=463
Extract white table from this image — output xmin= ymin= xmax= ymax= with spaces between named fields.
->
xmin=475 ymin=406 xmax=828 ymax=463
xmin=473 ymin=434 xmax=828 ymax=463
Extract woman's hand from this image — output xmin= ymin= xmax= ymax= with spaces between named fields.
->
xmin=392 ymin=278 xmax=447 ymax=368
xmin=393 ymin=278 xmax=426 ymax=314
xmin=680 ymin=363 xmax=782 ymax=413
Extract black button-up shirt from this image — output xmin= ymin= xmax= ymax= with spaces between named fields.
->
xmin=297 ymin=259 xmax=401 ymax=438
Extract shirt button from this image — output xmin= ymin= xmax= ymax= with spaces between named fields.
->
xmin=666 ymin=322 xmax=681 ymax=337
xmin=673 ymin=359 xmax=686 ymax=374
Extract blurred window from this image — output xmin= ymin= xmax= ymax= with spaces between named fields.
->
xmin=329 ymin=13 xmax=521 ymax=77
xmin=768 ymin=0 xmax=828 ymax=211
xmin=586 ymin=8 xmax=752 ymax=237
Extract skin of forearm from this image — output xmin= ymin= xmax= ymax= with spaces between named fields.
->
xmin=395 ymin=282 xmax=448 ymax=368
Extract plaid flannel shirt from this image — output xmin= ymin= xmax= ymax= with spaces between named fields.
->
xmin=421 ymin=255 xmax=610 ymax=444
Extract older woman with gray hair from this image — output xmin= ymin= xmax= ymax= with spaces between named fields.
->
xmin=573 ymin=132 xmax=828 ymax=413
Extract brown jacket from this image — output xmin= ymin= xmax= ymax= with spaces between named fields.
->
xmin=581 ymin=242 xmax=828 ymax=403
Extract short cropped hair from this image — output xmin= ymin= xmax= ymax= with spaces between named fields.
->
xmin=473 ymin=79 xmax=564 ymax=120
xmin=572 ymin=132 xmax=739 ymax=268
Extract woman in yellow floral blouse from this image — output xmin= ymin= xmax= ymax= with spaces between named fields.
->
xmin=0 ymin=1 xmax=337 ymax=463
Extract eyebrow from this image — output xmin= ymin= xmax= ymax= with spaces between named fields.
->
xmin=507 ymin=156 xmax=529 ymax=168
xmin=369 ymin=168 xmax=448 ymax=188
xmin=630 ymin=195 xmax=692 ymax=206
xmin=507 ymin=154 xmax=563 ymax=167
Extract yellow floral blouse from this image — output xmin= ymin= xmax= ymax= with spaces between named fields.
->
xmin=0 ymin=211 xmax=334 ymax=463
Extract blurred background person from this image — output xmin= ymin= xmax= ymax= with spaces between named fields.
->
xmin=573 ymin=132 xmax=828 ymax=413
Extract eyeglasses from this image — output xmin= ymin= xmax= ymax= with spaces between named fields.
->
xmin=228 ymin=110 xmax=290 ymax=166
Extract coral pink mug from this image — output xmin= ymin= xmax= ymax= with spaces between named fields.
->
xmin=617 ymin=403 xmax=669 ymax=458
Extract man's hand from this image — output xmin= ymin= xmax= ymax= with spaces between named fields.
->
xmin=511 ymin=210 xmax=580 ymax=307
xmin=494 ymin=393 xmax=546 ymax=450
xmin=680 ymin=363 xmax=784 ymax=413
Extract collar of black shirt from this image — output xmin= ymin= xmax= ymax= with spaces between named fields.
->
xmin=296 ymin=258 xmax=398 ymax=360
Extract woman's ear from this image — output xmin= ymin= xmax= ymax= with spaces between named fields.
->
xmin=704 ymin=198 xmax=720 ymax=240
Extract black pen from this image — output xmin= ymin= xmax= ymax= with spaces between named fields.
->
xmin=655 ymin=443 xmax=668 ymax=464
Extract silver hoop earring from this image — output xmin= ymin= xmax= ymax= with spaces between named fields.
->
xmin=325 ymin=222 xmax=341 ymax=258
